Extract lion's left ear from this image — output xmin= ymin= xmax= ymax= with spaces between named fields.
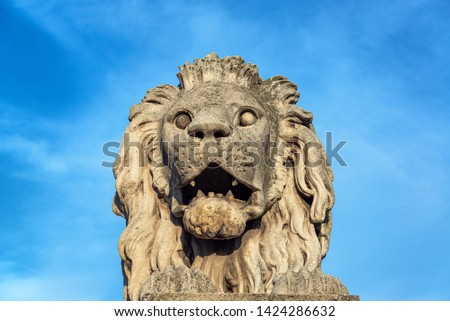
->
xmin=279 ymin=107 xmax=335 ymax=257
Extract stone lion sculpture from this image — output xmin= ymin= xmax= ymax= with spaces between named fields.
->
xmin=113 ymin=53 xmax=350 ymax=300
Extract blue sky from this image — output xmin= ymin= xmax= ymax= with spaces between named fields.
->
xmin=1 ymin=0 xmax=449 ymax=300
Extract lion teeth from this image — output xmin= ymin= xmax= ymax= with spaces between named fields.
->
xmin=196 ymin=190 xmax=205 ymax=198
xmin=247 ymin=192 xmax=261 ymax=206
xmin=232 ymin=179 xmax=238 ymax=186
xmin=172 ymin=205 xmax=188 ymax=217
xmin=190 ymin=181 xmax=196 ymax=187
xmin=208 ymin=192 xmax=215 ymax=198
xmin=216 ymin=193 xmax=223 ymax=198
xmin=226 ymin=190 xmax=234 ymax=200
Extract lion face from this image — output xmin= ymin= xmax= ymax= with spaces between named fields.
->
xmin=161 ymin=84 xmax=274 ymax=240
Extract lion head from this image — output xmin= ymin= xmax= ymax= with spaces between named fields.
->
xmin=113 ymin=53 xmax=335 ymax=300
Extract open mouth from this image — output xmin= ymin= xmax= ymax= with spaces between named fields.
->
xmin=180 ymin=164 xmax=254 ymax=206
xmin=171 ymin=163 xmax=265 ymax=239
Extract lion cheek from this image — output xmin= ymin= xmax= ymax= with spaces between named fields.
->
xmin=182 ymin=198 xmax=247 ymax=240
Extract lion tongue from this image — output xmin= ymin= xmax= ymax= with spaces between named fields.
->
xmin=183 ymin=197 xmax=246 ymax=239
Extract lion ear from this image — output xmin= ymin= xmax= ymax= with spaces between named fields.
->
xmin=264 ymin=75 xmax=334 ymax=223
xmin=113 ymin=85 xmax=179 ymax=220
xmin=279 ymin=107 xmax=335 ymax=257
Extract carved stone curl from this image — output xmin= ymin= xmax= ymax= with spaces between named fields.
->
xmin=112 ymin=53 xmax=352 ymax=300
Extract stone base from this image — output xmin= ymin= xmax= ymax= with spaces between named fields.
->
xmin=141 ymin=293 xmax=360 ymax=301
xmin=139 ymin=267 xmax=359 ymax=301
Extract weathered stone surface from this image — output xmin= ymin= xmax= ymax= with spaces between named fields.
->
xmin=140 ymin=266 xmax=217 ymax=300
xmin=113 ymin=53 xmax=357 ymax=300
xmin=143 ymin=293 xmax=360 ymax=301
xmin=272 ymin=269 xmax=349 ymax=296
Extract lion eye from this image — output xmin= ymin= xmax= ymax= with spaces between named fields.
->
xmin=174 ymin=112 xmax=191 ymax=130
xmin=239 ymin=110 xmax=257 ymax=126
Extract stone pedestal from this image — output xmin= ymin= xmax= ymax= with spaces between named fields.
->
xmin=142 ymin=293 xmax=359 ymax=301
xmin=139 ymin=266 xmax=358 ymax=301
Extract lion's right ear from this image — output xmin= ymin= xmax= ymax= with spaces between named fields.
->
xmin=279 ymin=107 xmax=335 ymax=257
xmin=263 ymin=76 xmax=334 ymax=227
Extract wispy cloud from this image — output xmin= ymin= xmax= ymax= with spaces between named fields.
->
xmin=0 ymin=105 xmax=68 ymax=176
xmin=0 ymin=134 xmax=67 ymax=174
xmin=12 ymin=1 xmax=152 ymax=50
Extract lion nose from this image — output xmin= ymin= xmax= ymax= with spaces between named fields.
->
xmin=188 ymin=121 xmax=232 ymax=140
xmin=188 ymin=121 xmax=231 ymax=139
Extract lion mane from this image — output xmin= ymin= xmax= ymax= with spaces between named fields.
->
xmin=113 ymin=53 xmax=334 ymax=300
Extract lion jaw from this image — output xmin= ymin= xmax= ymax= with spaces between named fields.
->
xmin=170 ymin=165 xmax=266 ymax=240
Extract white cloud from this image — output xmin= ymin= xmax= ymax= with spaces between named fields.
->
xmin=0 ymin=134 xmax=67 ymax=174
xmin=12 ymin=1 xmax=167 ymax=51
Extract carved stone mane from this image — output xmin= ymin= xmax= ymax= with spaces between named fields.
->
xmin=113 ymin=53 xmax=352 ymax=300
